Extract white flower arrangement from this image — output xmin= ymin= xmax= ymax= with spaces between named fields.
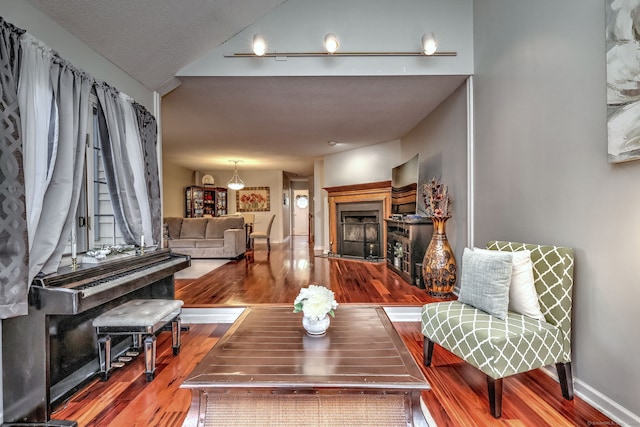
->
xmin=293 ymin=285 xmax=338 ymax=321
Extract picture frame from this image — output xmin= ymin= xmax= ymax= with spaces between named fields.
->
xmin=606 ymin=0 xmax=640 ymax=163
xmin=236 ymin=187 xmax=270 ymax=212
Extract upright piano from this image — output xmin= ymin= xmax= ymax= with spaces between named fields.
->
xmin=1 ymin=249 xmax=190 ymax=426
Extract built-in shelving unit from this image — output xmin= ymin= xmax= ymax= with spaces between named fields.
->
xmin=185 ymin=186 xmax=227 ymax=218
xmin=385 ymin=218 xmax=432 ymax=287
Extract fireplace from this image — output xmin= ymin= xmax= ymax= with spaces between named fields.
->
xmin=337 ymin=202 xmax=383 ymax=259
xmin=325 ymin=181 xmax=392 ymax=259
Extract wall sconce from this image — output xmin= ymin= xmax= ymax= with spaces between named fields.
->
xmin=227 ymin=33 xmax=455 ymax=58
xmin=324 ymin=33 xmax=339 ymax=54
xmin=227 ymin=160 xmax=245 ymax=190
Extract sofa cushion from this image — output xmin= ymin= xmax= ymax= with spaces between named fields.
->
xmin=458 ymin=248 xmax=513 ymax=320
xmin=205 ymin=216 xmax=244 ymax=239
xmin=164 ymin=217 xmax=183 ymax=239
xmin=195 ymin=239 xmax=225 ymax=248
xmin=180 ymin=218 xmax=208 ymax=239
xmin=167 ymin=239 xmax=198 ymax=248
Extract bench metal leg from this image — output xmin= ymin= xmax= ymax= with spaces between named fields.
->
xmin=132 ymin=333 xmax=143 ymax=351
xmin=172 ymin=316 xmax=182 ymax=356
xmin=97 ymin=335 xmax=112 ymax=381
xmin=143 ymin=334 xmax=157 ymax=382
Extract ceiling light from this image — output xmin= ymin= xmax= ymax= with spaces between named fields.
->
xmin=252 ymin=34 xmax=266 ymax=56
xmin=227 ymin=160 xmax=245 ymax=190
xmin=328 ymin=140 xmax=338 ymax=146
xmin=324 ymin=33 xmax=339 ymax=54
xmin=422 ymin=33 xmax=437 ymax=56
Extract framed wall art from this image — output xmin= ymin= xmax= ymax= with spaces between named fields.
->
xmin=606 ymin=0 xmax=640 ymax=163
xmin=236 ymin=187 xmax=270 ymax=212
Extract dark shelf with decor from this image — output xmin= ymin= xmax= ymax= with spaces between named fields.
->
xmin=385 ymin=218 xmax=433 ymax=287
xmin=185 ymin=186 xmax=228 ymax=217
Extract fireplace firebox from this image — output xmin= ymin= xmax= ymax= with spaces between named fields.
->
xmin=336 ymin=202 xmax=383 ymax=259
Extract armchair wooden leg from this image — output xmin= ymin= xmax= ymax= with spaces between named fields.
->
xmin=556 ymin=362 xmax=574 ymax=400
xmin=423 ymin=338 xmax=434 ymax=366
xmin=487 ymin=377 xmax=503 ymax=418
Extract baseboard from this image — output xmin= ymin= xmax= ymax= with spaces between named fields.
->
xmin=181 ymin=307 xmax=245 ymax=324
xmin=541 ymin=366 xmax=640 ymax=426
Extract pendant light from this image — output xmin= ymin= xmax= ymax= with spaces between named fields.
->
xmin=227 ymin=160 xmax=245 ymax=190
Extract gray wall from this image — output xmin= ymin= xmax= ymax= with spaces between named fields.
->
xmin=402 ymin=82 xmax=469 ymax=286
xmin=474 ymin=0 xmax=640 ymax=420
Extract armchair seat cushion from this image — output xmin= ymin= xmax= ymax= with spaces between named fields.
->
xmin=422 ymin=301 xmax=564 ymax=379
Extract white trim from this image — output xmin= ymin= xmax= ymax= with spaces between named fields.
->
xmin=466 ymin=76 xmax=474 ymax=249
xmin=541 ymin=366 xmax=640 ymax=426
xmin=383 ymin=306 xmax=422 ymax=322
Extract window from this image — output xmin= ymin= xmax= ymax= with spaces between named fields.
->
xmin=69 ymin=98 xmax=124 ymax=256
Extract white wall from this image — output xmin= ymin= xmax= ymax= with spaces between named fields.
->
xmin=401 ymin=82 xmax=469 ymax=281
xmin=474 ymin=0 xmax=640 ymax=423
xmin=162 ymin=163 xmax=194 ymax=217
xmin=180 ymin=0 xmax=473 ymax=78
xmin=323 ymin=140 xmax=400 ymax=187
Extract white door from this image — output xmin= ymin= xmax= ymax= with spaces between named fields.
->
xmin=293 ymin=190 xmax=309 ymax=236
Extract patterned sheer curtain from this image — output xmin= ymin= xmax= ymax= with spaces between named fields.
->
xmin=0 ymin=18 xmax=28 ymax=319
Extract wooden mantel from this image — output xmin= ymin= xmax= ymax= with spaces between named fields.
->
xmin=325 ymin=181 xmax=392 ymax=255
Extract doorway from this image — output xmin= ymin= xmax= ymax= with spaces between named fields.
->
xmin=293 ymin=190 xmax=309 ymax=236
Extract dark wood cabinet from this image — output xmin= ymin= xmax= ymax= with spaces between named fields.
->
xmin=185 ymin=186 xmax=227 ymax=217
xmin=385 ymin=218 xmax=432 ymax=287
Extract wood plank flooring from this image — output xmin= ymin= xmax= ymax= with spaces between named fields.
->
xmin=53 ymin=238 xmax=614 ymax=426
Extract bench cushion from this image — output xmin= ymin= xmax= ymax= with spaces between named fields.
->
xmin=93 ymin=299 xmax=183 ymax=328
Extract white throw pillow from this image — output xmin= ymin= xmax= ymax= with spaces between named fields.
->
xmin=507 ymin=250 xmax=545 ymax=321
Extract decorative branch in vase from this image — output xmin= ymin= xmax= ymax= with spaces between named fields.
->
xmin=421 ymin=178 xmax=457 ymax=298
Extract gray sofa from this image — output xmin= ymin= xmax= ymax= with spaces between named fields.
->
xmin=164 ymin=216 xmax=245 ymax=259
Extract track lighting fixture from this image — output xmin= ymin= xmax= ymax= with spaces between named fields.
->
xmin=228 ymin=32 xmax=455 ymax=58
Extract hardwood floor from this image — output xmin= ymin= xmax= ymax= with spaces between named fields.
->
xmin=53 ymin=237 xmax=614 ymax=426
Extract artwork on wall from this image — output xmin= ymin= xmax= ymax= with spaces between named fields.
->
xmin=236 ymin=187 xmax=270 ymax=212
xmin=606 ymin=0 xmax=640 ymax=163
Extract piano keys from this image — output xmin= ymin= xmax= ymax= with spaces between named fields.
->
xmin=1 ymin=249 xmax=190 ymax=426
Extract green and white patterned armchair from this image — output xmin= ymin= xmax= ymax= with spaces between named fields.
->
xmin=421 ymin=241 xmax=575 ymax=418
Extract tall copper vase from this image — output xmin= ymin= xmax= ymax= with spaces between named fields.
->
xmin=422 ymin=217 xmax=457 ymax=298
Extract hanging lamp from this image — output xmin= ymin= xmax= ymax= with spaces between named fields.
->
xmin=227 ymin=160 xmax=245 ymax=190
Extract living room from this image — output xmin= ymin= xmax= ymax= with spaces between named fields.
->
xmin=1 ymin=0 xmax=639 ymax=426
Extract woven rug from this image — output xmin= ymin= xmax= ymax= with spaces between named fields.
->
xmin=199 ymin=392 xmax=431 ymax=426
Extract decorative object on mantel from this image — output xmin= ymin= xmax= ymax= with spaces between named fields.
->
xmin=421 ymin=178 xmax=457 ymax=298
xmin=293 ymin=285 xmax=338 ymax=337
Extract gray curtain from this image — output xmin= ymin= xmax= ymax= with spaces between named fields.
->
xmin=133 ymin=102 xmax=162 ymax=245
xmin=94 ymin=83 xmax=142 ymax=245
xmin=0 ymin=17 xmax=28 ymax=319
xmin=28 ymin=57 xmax=92 ymax=279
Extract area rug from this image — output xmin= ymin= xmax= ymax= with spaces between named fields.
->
xmin=174 ymin=259 xmax=229 ymax=279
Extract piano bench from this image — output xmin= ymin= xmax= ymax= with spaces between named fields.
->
xmin=93 ymin=299 xmax=184 ymax=382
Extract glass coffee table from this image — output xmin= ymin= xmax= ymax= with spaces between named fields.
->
xmin=181 ymin=305 xmax=430 ymax=426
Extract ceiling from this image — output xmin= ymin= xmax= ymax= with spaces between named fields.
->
xmin=25 ymin=0 xmax=466 ymax=177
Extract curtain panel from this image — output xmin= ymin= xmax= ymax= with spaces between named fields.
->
xmin=0 ymin=17 xmax=28 ymax=319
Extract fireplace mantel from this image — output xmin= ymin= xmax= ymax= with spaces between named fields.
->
xmin=325 ymin=181 xmax=392 ymax=255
